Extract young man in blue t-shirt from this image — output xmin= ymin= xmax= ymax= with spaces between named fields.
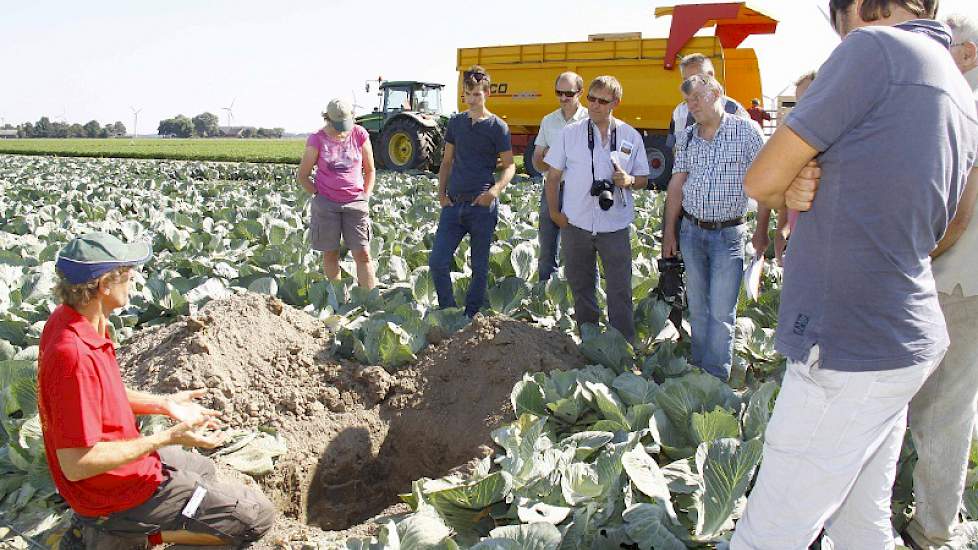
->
xmin=429 ymin=65 xmax=515 ymax=317
xmin=730 ymin=1 xmax=978 ymax=548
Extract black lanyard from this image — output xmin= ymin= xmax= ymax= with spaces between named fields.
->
xmin=587 ymin=119 xmax=616 ymax=183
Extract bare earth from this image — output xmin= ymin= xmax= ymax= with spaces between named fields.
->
xmin=117 ymin=293 xmax=585 ymax=548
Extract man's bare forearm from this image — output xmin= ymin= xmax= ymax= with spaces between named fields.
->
xmin=57 ymin=431 xmax=171 ymax=482
xmin=663 ymin=173 xmax=687 ymax=236
xmin=933 ymin=167 xmax=978 ymax=258
xmin=126 ymin=388 xmax=169 ymax=416
xmin=756 ymin=207 xmax=773 ymax=234
xmin=545 ymin=168 xmax=563 ymax=218
xmin=438 ymin=161 xmax=451 ymax=198
xmin=493 ymin=162 xmax=516 ymax=195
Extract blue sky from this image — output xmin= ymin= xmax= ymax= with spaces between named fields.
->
xmin=0 ymin=0 xmax=972 ymax=134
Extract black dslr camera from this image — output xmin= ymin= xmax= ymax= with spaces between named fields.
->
xmin=656 ymin=256 xmax=686 ymax=330
xmin=656 ymin=257 xmax=685 ymax=301
xmin=590 ymin=179 xmax=616 ymax=210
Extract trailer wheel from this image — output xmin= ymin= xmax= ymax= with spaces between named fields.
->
xmin=643 ymin=134 xmax=674 ymax=191
xmin=523 ymin=136 xmax=542 ymax=179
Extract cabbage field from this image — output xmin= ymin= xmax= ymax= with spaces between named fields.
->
xmin=1 ymin=153 xmax=976 ymax=549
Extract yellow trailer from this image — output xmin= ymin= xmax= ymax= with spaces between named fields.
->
xmin=456 ymin=2 xmax=777 ymax=189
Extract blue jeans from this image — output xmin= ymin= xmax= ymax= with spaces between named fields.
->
xmin=680 ymin=219 xmax=745 ymax=380
xmin=538 ymin=184 xmax=564 ymax=282
xmin=428 ymin=201 xmax=498 ymax=316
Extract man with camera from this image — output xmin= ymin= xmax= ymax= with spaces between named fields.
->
xmin=662 ymin=74 xmax=764 ymax=381
xmin=544 ymin=76 xmax=650 ymax=342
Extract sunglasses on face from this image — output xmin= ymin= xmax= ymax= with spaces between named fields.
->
xmin=587 ymin=95 xmax=613 ymax=105
xmin=555 ymin=89 xmax=580 ymax=98
xmin=464 ymin=71 xmax=489 ymax=83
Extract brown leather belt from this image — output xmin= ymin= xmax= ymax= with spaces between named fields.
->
xmin=682 ymin=210 xmax=744 ymax=230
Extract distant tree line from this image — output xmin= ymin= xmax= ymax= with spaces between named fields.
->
xmin=7 ymin=118 xmax=127 ymax=138
xmin=157 ymin=112 xmax=284 ymax=138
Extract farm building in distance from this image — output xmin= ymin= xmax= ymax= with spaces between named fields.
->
xmin=0 ymin=129 xmax=19 ymax=139
xmin=219 ymin=126 xmax=257 ymax=138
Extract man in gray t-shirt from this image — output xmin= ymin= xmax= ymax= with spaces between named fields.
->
xmin=730 ymin=2 xmax=978 ymax=549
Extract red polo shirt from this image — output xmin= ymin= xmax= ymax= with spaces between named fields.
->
xmin=38 ymin=304 xmax=162 ymax=517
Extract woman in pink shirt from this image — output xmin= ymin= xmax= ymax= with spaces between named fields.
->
xmin=297 ymin=98 xmax=377 ymax=288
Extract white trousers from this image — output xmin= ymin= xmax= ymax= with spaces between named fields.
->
xmin=731 ymin=346 xmax=941 ymax=550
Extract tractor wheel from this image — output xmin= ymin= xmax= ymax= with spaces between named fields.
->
xmin=380 ymin=118 xmax=436 ymax=172
xmin=523 ymin=135 xmax=542 ymax=179
xmin=643 ymin=134 xmax=674 ymax=192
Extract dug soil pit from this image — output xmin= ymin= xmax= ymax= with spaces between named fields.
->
xmin=118 ymin=293 xmax=585 ymax=545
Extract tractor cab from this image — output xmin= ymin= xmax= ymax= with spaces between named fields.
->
xmin=357 ymin=80 xmax=446 ymax=171
xmin=378 ymin=81 xmax=444 ymax=117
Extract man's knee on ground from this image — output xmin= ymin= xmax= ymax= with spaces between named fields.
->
xmin=239 ymin=491 xmax=278 ymax=541
xmin=216 ymin=488 xmax=277 ymax=544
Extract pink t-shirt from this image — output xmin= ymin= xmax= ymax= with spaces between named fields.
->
xmin=306 ymin=125 xmax=369 ymax=203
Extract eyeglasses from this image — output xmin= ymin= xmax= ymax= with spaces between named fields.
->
xmin=555 ymin=89 xmax=580 ymax=98
xmin=587 ymin=95 xmax=614 ymax=105
xmin=464 ymin=71 xmax=489 ymax=83
xmin=685 ymin=90 xmax=713 ymax=104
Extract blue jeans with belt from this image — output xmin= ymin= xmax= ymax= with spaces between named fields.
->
xmin=429 ymin=199 xmax=498 ymax=316
xmin=679 ymin=218 xmax=746 ymax=380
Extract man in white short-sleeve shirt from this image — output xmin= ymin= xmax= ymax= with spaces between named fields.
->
xmin=544 ymin=76 xmax=650 ymax=341
xmin=532 ymin=72 xmax=588 ymax=282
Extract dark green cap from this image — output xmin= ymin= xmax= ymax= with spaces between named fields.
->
xmin=55 ymin=232 xmax=152 ymax=284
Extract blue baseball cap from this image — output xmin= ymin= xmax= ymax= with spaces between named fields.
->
xmin=55 ymin=232 xmax=152 ymax=284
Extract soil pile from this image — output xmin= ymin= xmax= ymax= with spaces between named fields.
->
xmin=117 ymin=293 xmax=585 ymax=545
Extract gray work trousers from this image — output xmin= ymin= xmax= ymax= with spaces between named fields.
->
xmin=560 ymin=224 xmax=634 ymax=341
xmin=906 ymin=287 xmax=978 ymax=549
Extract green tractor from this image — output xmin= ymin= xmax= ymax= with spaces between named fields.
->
xmin=356 ymin=80 xmax=447 ymax=172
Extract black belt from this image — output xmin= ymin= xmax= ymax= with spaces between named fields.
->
xmin=682 ymin=210 xmax=744 ymax=230
xmin=449 ymin=193 xmax=487 ymax=204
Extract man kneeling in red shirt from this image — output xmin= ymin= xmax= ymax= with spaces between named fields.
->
xmin=40 ymin=233 xmax=275 ymax=549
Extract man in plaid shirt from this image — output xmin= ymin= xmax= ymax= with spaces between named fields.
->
xmin=662 ymin=74 xmax=764 ymax=380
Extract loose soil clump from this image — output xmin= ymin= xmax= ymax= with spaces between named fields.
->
xmin=118 ymin=293 xmax=585 ymax=545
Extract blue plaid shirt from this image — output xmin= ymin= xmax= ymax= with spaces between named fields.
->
xmin=673 ymin=114 xmax=764 ymax=222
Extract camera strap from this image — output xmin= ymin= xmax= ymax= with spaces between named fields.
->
xmin=586 ymin=119 xmax=616 ymax=183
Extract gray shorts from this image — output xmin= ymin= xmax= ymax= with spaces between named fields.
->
xmin=309 ymin=194 xmax=371 ymax=252
xmin=77 ymin=446 xmax=276 ymax=548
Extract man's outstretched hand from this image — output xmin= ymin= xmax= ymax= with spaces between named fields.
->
xmin=167 ymin=415 xmax=224 ymax=449
xmin=165 ymin=389 xmax=221 ymax=425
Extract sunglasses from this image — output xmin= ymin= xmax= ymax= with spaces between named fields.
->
xmin=464 ymin=71 xmax=489 ymax=83
xmin=555 ymin=89 xmax=580 ymax=98
xmin=587 ymin=95 xmax=613 ymax=105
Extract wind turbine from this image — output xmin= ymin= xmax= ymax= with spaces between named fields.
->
xmin=351 ymin=89 xmax=367 ymax=116
xmin=222 ymin=98 xmax=236 ymax=128
xmin=130 ymin=106 xmax=142 ymax=140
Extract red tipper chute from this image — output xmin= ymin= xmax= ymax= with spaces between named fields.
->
xmin=655 ymin=2 xmax=779 ymax=69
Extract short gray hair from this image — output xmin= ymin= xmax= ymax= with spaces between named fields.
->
xmin=589 ymin=76 xmax=623 ymax=101
xmin=794 ymin=70 xmax=817 ymax=87
xmin=555 ymin=71 xmax=584 ymax=92
xmin=681 ymin=74 xmax=724 ymax=97
xmin=945 ymin=13 xmax=978 ymax=46
xmin=679 ymin=53 xmax=715 ymax=76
